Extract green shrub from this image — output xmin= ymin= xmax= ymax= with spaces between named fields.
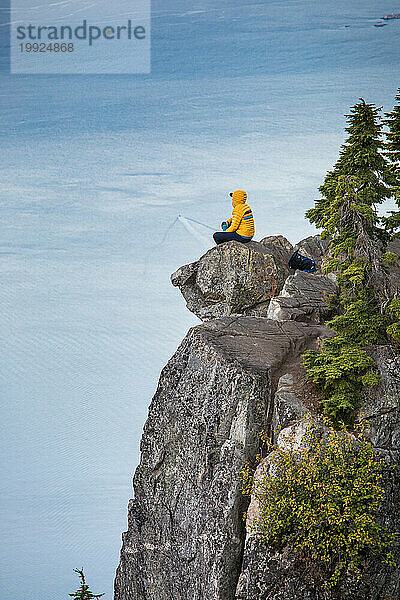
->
xmin=242 ymin=420 xmax=397 ymax=590
xmin=302 ymin=288 xmax=386 ymax=426
xmin=302 ymin=331 xmax=380 ymax=426
xmin=386 ymin=298 xmax=400 ymax=344
xmin=382 ymin=252 xmax=399 ymax=266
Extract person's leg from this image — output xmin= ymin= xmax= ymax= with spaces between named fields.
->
xmin=213 ymin=231 xmax=235 ymax=244
xmin=213 ymin=231 xmax=252 ymax=245
xmin=234 ymin=232 xmax=252 ymax=243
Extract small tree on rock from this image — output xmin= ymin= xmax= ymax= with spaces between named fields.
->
xmin=68 ymin=568 xmax=104 ymax=600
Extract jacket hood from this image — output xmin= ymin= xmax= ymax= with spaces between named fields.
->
xmin=231 ymin=190 xmax=247 ymax=207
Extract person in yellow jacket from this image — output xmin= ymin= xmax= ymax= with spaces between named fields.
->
xmin=213 ymin=190 xmax=255 ymax=245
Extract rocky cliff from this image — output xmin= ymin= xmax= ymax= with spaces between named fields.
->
xmin=115 ymin=236 xmax=400 ymax=600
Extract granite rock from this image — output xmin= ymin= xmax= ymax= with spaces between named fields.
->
xmin=114 ymin=317 xmax=331 ymax=600
xmin=171 ymin=238 xmax=293 ymax=320
xmin=360 ymin=345 xmax=400 ymax=463
xmin=272 ymin=373 xmax=310 ymax=435
xmin=267 ymin=270 xmax=337 ymax=323
xmin=295 ymin=234 xmax=330 ymax=269
xmin=116 ymin=237 xmax=400 ymax=600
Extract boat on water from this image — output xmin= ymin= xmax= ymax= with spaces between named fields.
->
xmin=375 ymin=22 xmax=387 ymax=27
xmin=382 ymin=13 xmax=400 ymax=20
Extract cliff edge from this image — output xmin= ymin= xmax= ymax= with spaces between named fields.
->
xmin=114 ymin=236 xmax=400 ymax=600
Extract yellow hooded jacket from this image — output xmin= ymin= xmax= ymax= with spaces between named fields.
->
xmin=225 ymin=190 xmax=255 ymax=238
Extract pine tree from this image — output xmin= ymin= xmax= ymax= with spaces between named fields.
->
xmin=303 ymin=99 xmax=396 ymax=426
xmin=68 ymin=569 xmax=104 ymax=600
xmin=382 ymin=88 xmax=400 ymax=235
xmin=385 ymin=89 xmax=400 ymax=163
xmin=307 ymin=99 xmax=393 ymax=245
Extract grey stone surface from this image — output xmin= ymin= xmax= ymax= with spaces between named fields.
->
xmin=295 ymin=234 xmax=330 ymax=270
xmin=114 ymin=317 xmax=331 ymax=600
xmin=236 ymin=524 xmax=400 ymax=600
xmin=387 ymin=238 xmax=400 ymax=297
xmin=171 ymin=238 xmax=293 ymax=321
xmin=267 ymin=270 xmax=337 ymax=323
xmin=258 ymin=235 xmax=294 ymax=265
xmin=360 ymin=345 xmax=400 ymax=463
xmin=272 ymin=373 xmax=310 ymax=435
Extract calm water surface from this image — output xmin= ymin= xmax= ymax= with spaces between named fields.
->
xmin=0 ymin=1 xmax=399 ymax=598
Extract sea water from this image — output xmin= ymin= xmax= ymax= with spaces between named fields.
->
xmin=0 ymin=0 xmax=399 ymax=598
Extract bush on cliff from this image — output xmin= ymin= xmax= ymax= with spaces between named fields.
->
xmin=242 ymin=420 xmax=396 ymax=590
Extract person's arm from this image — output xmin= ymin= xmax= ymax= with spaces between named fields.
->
xmin=221 ymin=216 xmax=233 ymax=230
xmin=226 ymin=206 xmax=242 ymax=232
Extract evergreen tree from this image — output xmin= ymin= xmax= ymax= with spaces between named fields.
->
xmin=383 ymin=88 xmax=400 ymax=235
xmin=303 ymin=99 xmax=396 ymax=426
xmin=307 ymin=98 xmax=395 ymax=245
xmin=68 ymin=569 xmax=104 ymax=600
xmin=385 ymin=89 xmax=400 ymax=164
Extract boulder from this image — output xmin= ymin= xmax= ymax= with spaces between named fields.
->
xmin=116 ymin=232 xmax=400 ymax=600
xmin=114 ymin=317 xmax=332 ymax=600
xmin=267 ymin=270 xmax=337 ymax=323
xmin=258 ymin=235 xmax=294 ymax=265
xmin=236 ymin=527 xmax=399 ymax=600
xmin=295 ymin=234 xmax=330 ymax=269
xmin=171 ymin=237 xmax=293 ymax=321
xmin=272 ymin=373 xmax=310 ymax=435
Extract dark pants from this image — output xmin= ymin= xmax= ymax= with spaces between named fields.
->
xmin=213 ymin=231 xmax=253 ymax=245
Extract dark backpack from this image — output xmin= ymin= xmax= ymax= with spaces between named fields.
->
xmin=288 ymin=250 xmax=317 ymax=273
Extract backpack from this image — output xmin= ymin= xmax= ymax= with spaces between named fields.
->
xmin=288 ymin=250 xmax=317 ymax=273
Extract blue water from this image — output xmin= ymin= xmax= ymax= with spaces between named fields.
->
xmin=0 ymin=1 xmax=399 ymax=598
